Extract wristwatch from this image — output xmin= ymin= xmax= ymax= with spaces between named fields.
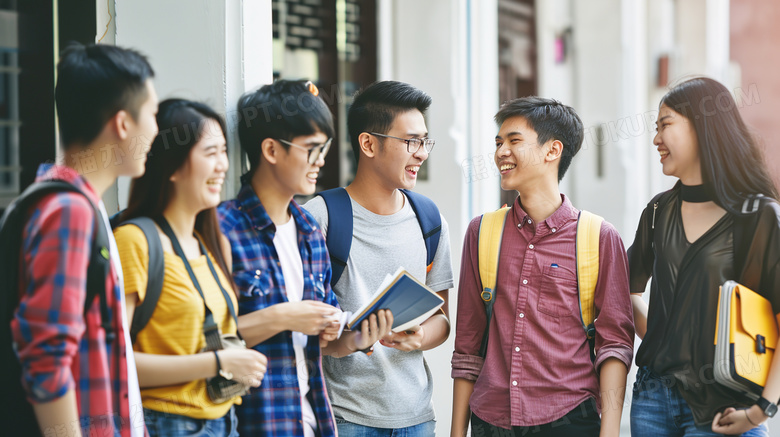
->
xmin=756 ymin=396 xmax=778 ymax=418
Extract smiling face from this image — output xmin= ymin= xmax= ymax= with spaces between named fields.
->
xmin=494 ymin=116 xmax=559 ymax=192
xmin=169 ymin=118 xmax=229 ymax=213
xmin=274 ymin=131 xmax=329 ymax=197
xmin=374 ymin=109 xmax=429 ymax=190
xmin=654 ymin=104 xmax=701 ymax=184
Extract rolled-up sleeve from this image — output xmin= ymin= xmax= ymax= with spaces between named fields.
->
xmin=11 ymin=194 xmax=93 ymax=403
xmin=593 ymin=222 xmax=635 ymax=372
xmin=452 ymin=216 xmax=487 ymax=381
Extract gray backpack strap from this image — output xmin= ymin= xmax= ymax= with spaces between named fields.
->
xmin=120 ymin=217 xmax=165 ymax=344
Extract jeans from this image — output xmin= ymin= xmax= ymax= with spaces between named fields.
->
xmin=335 ymin=418 xmax=436 ymax=437
xmin=144 ymin=406 xmax=239 ymax=437
xmin=631 ymin=367 xmax=768 ymax=437
xmin=470 ymin=399 xmax=600 ymax=437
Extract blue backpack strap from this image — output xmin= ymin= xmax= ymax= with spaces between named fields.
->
xmin=400 ymin=189 xmax=442 ymax=271
xmin=114 ymin=217 xmax=165 ymax=344
xmin=317 ymin=188 xmax=353 ymax=287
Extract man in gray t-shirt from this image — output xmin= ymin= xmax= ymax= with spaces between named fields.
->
xmin=303 ymin=81 xmax=454 ymax=436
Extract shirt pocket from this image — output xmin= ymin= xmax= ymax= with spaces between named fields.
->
xmin=234 ymin=269 xmax=274 ymax=299
xmin=537 ymin=263 xmax=578 ymax=318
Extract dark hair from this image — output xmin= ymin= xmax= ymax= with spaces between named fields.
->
xmin=236 ymin=80 xmax=334 ymax=176
xmin=660 ymin=77 xmax=779 ymax=213
xmin=121 ymin=99 xmax=233 ymax=290
xmin=347 ymin=81 xmax=432 ymax=163
xmin=55 ymin=42 xmax=154 ymax=148
xmin=494 ymin=96 xmax=584 ymax=181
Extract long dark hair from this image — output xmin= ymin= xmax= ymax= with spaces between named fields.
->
xmin=121 ymin=98 xmax=233 ymax=290
xmin=661 ymin=77 xmax=778 ymax=213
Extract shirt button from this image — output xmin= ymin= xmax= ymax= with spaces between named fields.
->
xmin=515 ymin=347 xmax=520 ymax=352
xmin=519 ymin=313 xmax=525 ymax=318
xmin=512 ymin=381 xmax=518 ymax=386
xmin=517 ymin=223 xmax=522 ymax=228
xmin=528 ymin=219 xmax=532 ymax=224
xmin=522 ymin=279 xmax=528 ymax=285
xmin=528 ymin=244 xmax=534 ymax=249
xmin=551 ymin=228 xmax=557 ymax=233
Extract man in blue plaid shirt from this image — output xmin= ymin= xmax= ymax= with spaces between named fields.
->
xmin=218 ymin=80 xmax=393 ymax=437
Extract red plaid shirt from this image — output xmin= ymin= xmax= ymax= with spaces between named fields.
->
xmin=11 ymin=165 xmax=132 ymax=436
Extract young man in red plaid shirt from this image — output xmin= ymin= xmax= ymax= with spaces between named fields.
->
xmin=9 ymin=43 xmax=158 ymax=437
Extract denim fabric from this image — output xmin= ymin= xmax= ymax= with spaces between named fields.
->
xmin=334 ymin=418 xmax=436 ymax=437
xmin=631 ymin=367 xmax=768 ymax=437
xmin=469 ymin=399 xmax=600 ymax=437
xmin=144 ymin=407 xmax=238 ymax=437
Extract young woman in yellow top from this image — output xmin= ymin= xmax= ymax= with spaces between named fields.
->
xmin=114 ymin=99 xmax=267 ymax=436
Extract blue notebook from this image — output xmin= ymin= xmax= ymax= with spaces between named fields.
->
xmin=347 ymin=267 xmax=445 ymax=333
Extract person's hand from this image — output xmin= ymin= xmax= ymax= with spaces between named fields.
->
xmin=279 ymin=301 xmax=339 ymax=335
xmin=347 ymin=309 xmax=393 ymax=352
xmin=712 ymin=406 xmax=765 ymax=435
xmin=319 ymin=320 xmax=341 ymax=348
xmin=380 ymin=325 xmax=424 ymax=351
xmin=218 ymin=348 xmax=267 ymax=387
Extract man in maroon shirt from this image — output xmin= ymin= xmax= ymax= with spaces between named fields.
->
xmin=451 ymin=97 xmax=634 ymax=437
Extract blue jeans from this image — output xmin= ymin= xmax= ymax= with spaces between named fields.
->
xmin=335 ymin=418 xmax=436 ymax=437
xmin=144 ymin=407 xmax=239 ymax=437
xmin=631 ymin=367 xmax=768 ymax=437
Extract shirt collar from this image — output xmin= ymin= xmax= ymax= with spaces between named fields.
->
xmin=35 ymin=163 xmax=100 ymax=205
xmin=236 ymin=181 xmax=319 ymax=234
xmin=511 ymin=193 xmax=578 ymax=230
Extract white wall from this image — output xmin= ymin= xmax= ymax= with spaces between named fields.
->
xmin=112 ymin=0 xmax=272 ymax=208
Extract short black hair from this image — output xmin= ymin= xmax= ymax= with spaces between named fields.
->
xmin=236 ymin=79 xmax=335 ymax=176
xmin=495 ymin=97 xmax=584 ymax=181
xmin=347 ymin=81 xmax=432 ymax=162
xmin=55 ymin=42 xmax=154 ymax=148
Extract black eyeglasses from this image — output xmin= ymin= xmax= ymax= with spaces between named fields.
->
xmin=368 ymin=132 xmax=436 ymax=154
xmin=276 ymin=138 xmax=332 ymax=164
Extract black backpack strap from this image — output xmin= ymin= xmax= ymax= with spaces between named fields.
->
xmin=400 ymin=189 xmax=442 ymax=270
xmin=116 ymin=217 xmax=165 ymax=344
xmin=317 ymin=188 xmax=353 ymax=287
xmin=733 ymin=194 xmax=772 ymax=282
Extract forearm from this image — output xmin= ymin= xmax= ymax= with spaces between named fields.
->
xmin=598 ymin=358 xmax=628 ymax=437
xmin=451 ymin=378 xmax=475 ymax=437
xmin=33 ymin=389 xmax=80 ymax=436
xmin=237 ymin=305 xmax=289 ymax=347
xmin=631 ymin=294 xmax=648 ymax=339
xmin=135 ymin=351 xmax=217 ymax=388
xmin=420 ymin=314 xmax=450 ymax=351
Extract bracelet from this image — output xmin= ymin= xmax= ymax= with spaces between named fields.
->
xmin=745 ymin=409 xmax=759 ymax=427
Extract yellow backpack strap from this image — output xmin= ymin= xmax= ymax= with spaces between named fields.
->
xmin=477 ymin=206 xmax=510 ymax=357
xmin=576 ymin=210 xmax=603 ymax=362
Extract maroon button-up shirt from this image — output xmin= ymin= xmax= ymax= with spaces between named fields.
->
xmin=452 ymin=195 xmax=634 ymax=428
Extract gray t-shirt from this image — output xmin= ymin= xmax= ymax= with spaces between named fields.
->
xmin=304 ymin=192 xmax=454 ymax=429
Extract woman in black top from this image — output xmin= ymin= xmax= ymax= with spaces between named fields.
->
xmin=629 ymin=77 xmax=780 ymax=436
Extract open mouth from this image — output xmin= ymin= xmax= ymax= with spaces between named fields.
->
xmin=659 ymin=150 xmax=669 ymax=161
xmin=306 ymin=171 xmax=319 ymax=183
xmin=206 ymin=178 xmax=223 ymax=191
xmin=499 ymin=163 xmax=517 ymax=174
xmin=405 ymin=165 xmax=420 ymax=177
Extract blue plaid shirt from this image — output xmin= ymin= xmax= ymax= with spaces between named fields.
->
xmin=218 ymin=181 xmax=338 ymax=437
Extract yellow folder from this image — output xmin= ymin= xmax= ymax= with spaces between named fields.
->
xmin=714 ymin=281 xmax=778 ymax=400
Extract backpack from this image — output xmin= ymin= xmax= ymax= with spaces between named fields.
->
xmin=317 ymin=188 xmax=442 ymax=287
xmin=477 ymin=206 xmax=603 ymax=361
xmin=110 ymin=215 xmax=165 ymax=344
xmin=0 ymin=180 xmax=113 ymax=437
